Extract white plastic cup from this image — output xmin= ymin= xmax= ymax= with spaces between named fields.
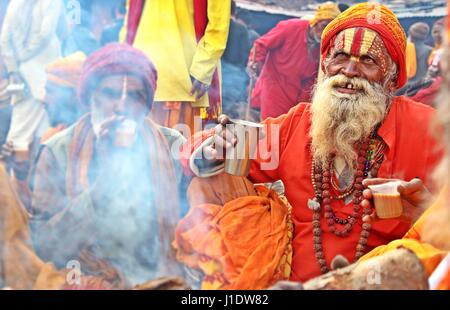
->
xmin=114 ymin=119 xmax=137 ymax=148
xmin=368 ymin=181 xmax=403 ymax=219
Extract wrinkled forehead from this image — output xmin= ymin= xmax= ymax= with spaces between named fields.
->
xmin=331 ymin=27 xmax=388 ymax=59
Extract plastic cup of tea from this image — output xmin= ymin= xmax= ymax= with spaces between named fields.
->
xmin=13 ymin=141 xmax=30 ymax=162
xmin=114 ymin=119 xmax=137 ymax=148
xmin=368 ymin=181 xmax=403 ymax=219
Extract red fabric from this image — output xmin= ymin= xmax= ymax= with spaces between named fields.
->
xmin=193 ymin=0 xmax=221 ymax=118
xmin=249 ymin=19 xmax=319 ymax=120
xmin=79 ymin=43 xmax=157 ymax=109
xmin=181 ymin=96 xmax=444 ymax=282
xmin=411 ymin=77 xmax=443 ymax=107
xmin=125 ymin=0 xmax=145 ymax=45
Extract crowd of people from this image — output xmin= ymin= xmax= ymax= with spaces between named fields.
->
xmin=0 ymin=0 xmax=449 ymax=290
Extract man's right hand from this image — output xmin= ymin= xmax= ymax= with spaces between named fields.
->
xmin=202 ymin=114 xmax=238 ymax=162
xmin=246 ymin=61 xmax=263 ymax=79
xmin=95 ymin=115 xmax=126 ymax=157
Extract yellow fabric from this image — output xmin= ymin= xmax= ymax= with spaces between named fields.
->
xmin=123 ymin=0 xmax=230 ymax=108
xmin=310 ymin=2 xmax=341 ymax=26
xmin=405 ymin=41 xmax=417 ymax=79
xmin=360 ymin=187 xmax=449 ymax=277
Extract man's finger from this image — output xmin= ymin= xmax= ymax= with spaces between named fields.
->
xmin=203 ymin=145 xmax=217 ymax=161
xmin=397 ymin=178 xmax=424 ymax=195
xmin=362 ymin=188 xmax=373 ymax=199
xmin=213 ymin=134 xmax=232 ymax=150
xmin=362 ymin=178 xmax=395 ymax=187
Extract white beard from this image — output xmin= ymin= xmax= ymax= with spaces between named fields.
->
xmin=310 ymin=74 xmax=390 ymax=169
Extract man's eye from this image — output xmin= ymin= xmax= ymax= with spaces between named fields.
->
xmin=361 ymin=55 xmax=375 ymax=64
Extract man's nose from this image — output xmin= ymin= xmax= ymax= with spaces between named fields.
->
xmin=341 ymin=59 xmax=360 ymax=78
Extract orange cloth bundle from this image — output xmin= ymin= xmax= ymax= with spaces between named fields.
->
xmin=173 ymin=185 xmax=293 ymax=290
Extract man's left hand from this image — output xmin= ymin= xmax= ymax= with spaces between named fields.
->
xmin=361 ymin=178 xmax=433 ymax=224
xmin=190 ymin=78 xmax=209 ymax=100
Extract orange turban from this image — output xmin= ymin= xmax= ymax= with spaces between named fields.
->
xmin=321 ymin=2 xmax=407 ymax=88
xmin=46 ymin=52 xmax=86 ymax=89
xmin=310 ymin=2 xmax=341 ymax=26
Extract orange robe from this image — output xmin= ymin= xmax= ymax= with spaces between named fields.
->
xmin=182 ymin=96 xmax=443 ymax=282
xmin=0 ymin=162 xmax=65 ymax=289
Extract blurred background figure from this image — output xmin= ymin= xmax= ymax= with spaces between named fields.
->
xmin=221 ymin=1 xmax=252 ymax=119
xmin=429 ymin=18 xmax=445 ymax=65
xmin=41 ymin=52 xmax=87 ymax=143
xmin=122 ymin=0 xmax=231 ymax=134
xmin=62 ymin=0 xmax=126 ymax=56
xmin=0 ymin=0 xmax=64 ymax=186
xmin=404 ymin=22 xmax=433 ymax=87
xmin=247 ymin=2 xmax=341 ymax=120
xmin=0 ymin=0 xmax=11 ymax=147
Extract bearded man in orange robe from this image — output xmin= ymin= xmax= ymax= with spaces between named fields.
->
xmin=175 ymin=3 xmax=444 ymax=289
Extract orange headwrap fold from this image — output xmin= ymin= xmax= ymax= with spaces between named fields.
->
xmin=321 ymin=2 xmax=407 ymax=88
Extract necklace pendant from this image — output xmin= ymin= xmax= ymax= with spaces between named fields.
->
xmin=308 ymin=198 xmax=321 ymax=212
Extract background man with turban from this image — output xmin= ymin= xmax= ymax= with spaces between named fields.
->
xmin=30 ymin=43 xmax=188 ymax=288
xmin=178 ymin=3 xmax=444 ymax=286
xmin=247 ymin=2 xmax=341 ymax=120
xmin=404 ymin=22 xmax=433 ymax=86
xmin=121 ymin=0 xmax=231 ymax=134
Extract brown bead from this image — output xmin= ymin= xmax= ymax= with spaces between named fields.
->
xmin=320 ymin=266 xmax=329 ymax=274
xmin=355 ymin=184 xmax=363 ymax=190
xmin=313 ymin=228 xmax=321 ymax=236
xmin=356 ymin=244 xmax=365 ymax=252
xmin=355 ymin=251 xmax=364 ymax=258
xmin=323 ymin=171 xmax=331 ymax=177
xmin=324 ymin=204 xmax=332 ymax=212
xmin=318 ymin=259 xmax=327 ymax=266
xmin=312 ymin=220 xmax=321 ymax=228
xmin=359 ymin=238 xmax=368 ymax=245
xmin=313 ymin=213 xmax=321 ymax=221
xmin=323 ymin=198 xmax=331 ymax=205
xmin=313 ymin=236 xmax=321 ymax=244
xmin=363 ymin=208 xmax=372 ymax=215
xmin=315 ymin=252 xmax=324 ymax=259
xmin=313 ymin=244 xmax=322 ymax=251
xmin=315 ymin=174 xmax=322 ymax=181
xmin=361 ymin=230 xmax=370 ymax=238
xmin=362 ymin=223 xmax=372 ymax=230
xmin=345 ymin=224 xmax=353 ymax=231
xmin=322 ymin=183 xmax=330 ymax=190
xmin=322 ymin=177 xmax=330 ymax=184
xmin=322 ymin=190 xmax=331 ymax=198
xmin=315 ymin=182 xmax=322 ymax=189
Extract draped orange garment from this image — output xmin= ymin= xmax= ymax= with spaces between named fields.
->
xmin=173 ymin=184 xmax=293 ymax=290
xmin=0 ymin=162 xmax=65 ymax=289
